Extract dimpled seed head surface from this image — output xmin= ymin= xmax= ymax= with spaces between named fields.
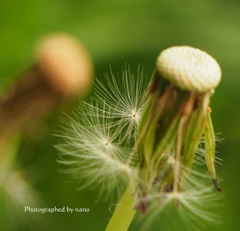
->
xmin=156 ymin=46 xmax=222 ymax=92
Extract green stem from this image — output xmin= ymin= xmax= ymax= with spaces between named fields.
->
xmin=0 ymin=133 xmax=20 ymax=175
xmin=105 ymin=185 xmax=136 ymax=231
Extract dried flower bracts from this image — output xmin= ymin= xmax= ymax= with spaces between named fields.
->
xmin=136 ymin=46 xmax=222 ymax=214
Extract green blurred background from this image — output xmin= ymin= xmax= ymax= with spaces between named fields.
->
xmin=0 ymin=0 xmax=239 ymax=230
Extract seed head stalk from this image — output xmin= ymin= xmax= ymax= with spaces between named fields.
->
xmin=105 ymin=185 xmax=137 ymax=231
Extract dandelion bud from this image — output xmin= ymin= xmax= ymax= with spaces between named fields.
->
xmin=36 ymin=34 xmax=93 ymax=98
xmin=0 ymin=33 xmax=93 ymax=140
xmin=156 ymin=46 xmax=221 ymax=92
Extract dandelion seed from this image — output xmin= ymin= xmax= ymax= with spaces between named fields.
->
xmin=57 ymin=106 xmax=132 ymax=198
xmin=92 ymin=66 xmax=150 ymax=136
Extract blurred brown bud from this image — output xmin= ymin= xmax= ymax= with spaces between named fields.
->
xmin=36 ymin=34 xmax=93 ymax=98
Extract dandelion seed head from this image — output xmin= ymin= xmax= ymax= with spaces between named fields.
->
xmin=57 ymin=64 xmax=222 ymax=228
xmin=156 ymin=46 xmax=221 ymax=92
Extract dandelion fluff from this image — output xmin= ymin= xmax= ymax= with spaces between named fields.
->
xmin=57 ymin=67 xmax=151 ymax=198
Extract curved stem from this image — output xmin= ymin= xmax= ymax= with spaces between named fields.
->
xmin=105 ymin=185 xmax=136 ymax=231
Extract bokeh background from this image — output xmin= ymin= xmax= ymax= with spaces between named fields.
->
xmin=0 ymin=0 xmax=240 ymax=230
